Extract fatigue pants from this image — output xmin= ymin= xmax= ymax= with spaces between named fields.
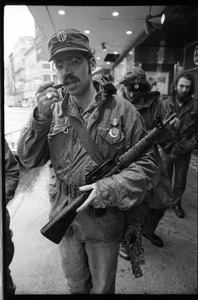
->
xmin=161 ymin=151 xmax=191 ymax=205
xmin=58 ymin=232 xmax=119 ymax=294
xmin=143 ymin=207 xmax=166 ymax=236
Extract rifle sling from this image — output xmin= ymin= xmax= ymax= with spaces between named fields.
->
xmin=69 ymin=115 xmax=106 ymax=217
xmin=69 ymin=116 xmax=105 ymax=165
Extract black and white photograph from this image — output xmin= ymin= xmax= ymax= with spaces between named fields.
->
xmin=1 ymin=3 xmax=198 ymax=298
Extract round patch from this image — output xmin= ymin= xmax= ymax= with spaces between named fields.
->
xmin=134 ymin=84 xmax=139 ymax=89
xmin=109 ymin=127 xmax=119 ymax=138
xmin=57 ymin=30 xmax=67 ymax=42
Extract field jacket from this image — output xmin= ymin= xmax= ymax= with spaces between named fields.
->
xmin=5 ymin=139 xmax=20 ymax=236
xmin=5 ymin=139 xmax=20 ymax=205
xmin=160 ymin=95 xmax=198 ymax=157
xmin=126 ymin=91 xmax=174 ymax=208
xmin=17 ymin=78 xmax=157 ymax=242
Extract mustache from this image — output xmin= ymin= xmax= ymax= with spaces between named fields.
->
xmin=63 ymin=75 xmax=79 ymax=84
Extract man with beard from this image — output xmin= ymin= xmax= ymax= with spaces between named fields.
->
xmin=17 ymin=28 xmax=157 ymax=294
xmin=160 ymin=72 xmax=198 ymax=218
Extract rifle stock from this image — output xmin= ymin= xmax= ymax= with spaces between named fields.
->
xmin=41 ymin=113 xmax=176 ymax=244
xmin=41 ymin=192 xmax=89 ymax=244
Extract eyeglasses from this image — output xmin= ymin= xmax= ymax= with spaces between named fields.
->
xmin=53 ymin=56 xmax=85 ymax=72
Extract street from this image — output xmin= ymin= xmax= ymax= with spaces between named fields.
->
xmin=6 ymin=152 xmax=197 ymax=295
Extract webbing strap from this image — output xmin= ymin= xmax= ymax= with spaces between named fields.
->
xmin=69 ymin=116 xmax=105 ymax=165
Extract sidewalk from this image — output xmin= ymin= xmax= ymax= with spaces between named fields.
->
xmin=6 ymin=161 xmax=197 ymax=295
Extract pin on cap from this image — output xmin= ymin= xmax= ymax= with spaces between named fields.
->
xmin=120 ymin=66 xmax=146 ymax=85
xmin=56 ymin=31 xmax=67 ymax=42
xmin=48 ymin=28 xmax=92 ymax=61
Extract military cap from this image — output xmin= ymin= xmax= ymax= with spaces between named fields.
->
xmin=120 ymin=66 xmax=146 ymax=85
xmin=48 ymin=28 xmax=92 ymax=61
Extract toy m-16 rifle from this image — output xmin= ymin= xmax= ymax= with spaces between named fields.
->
xmin=41 ymin=113 xmax=176 ymax=244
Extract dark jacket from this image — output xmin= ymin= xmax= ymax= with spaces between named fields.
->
xmin=122 ymin=90 xmax=174 ymax=209
xmin=5 ymin=138 xmax=20 ymax=293
xmin=5 ymin=139 xmax=20 ymax=205
xmin=161 ymin=95 xmax=198 ymax=157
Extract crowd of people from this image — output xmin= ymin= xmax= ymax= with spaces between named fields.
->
xmin=4 ymin=28 xmax=198 ymax=294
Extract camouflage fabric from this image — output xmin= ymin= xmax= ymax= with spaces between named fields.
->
xmin=120 ymin=223 xmax=145 ymax=278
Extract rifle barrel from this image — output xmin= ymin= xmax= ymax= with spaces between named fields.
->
xmin=118 ymin=113 xmax=176 ymax=168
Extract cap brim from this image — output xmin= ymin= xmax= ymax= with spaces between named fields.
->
xmin=48 ymin=47 xmax=89 ymax=61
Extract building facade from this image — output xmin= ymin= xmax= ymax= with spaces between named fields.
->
xmin=4 ymin=22 xmax=58 ymax=108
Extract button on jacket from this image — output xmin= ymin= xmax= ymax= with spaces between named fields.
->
xmin=17 ymin=78 xmax=157 ymax=242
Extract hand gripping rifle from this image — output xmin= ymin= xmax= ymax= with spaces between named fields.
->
xmin=40 ymin=113 xmax=176 ymax=244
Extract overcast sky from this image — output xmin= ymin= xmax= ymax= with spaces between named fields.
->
xmin=4 ymin=5 xmax=35 ymax=61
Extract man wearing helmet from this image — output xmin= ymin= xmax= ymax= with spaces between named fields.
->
xmin=119 ymin=66 xmax=173 ymax=255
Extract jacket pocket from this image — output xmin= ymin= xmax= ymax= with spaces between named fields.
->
xmin=97 ymin=126 xmax=125 ymax=144
xmin=96 ymin=126 xmax=125 ymax=158
xmin=48 ymin=123 xmax=74 ymax=171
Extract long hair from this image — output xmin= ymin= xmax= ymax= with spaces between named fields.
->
xmin=170 ymin=72 xmax=195 ymax=96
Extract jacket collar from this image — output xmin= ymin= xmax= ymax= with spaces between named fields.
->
xmin=61 ymin=75 xmax=116 ymax=116
xmin=168 ymin=95 xmax=195 ymax=117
